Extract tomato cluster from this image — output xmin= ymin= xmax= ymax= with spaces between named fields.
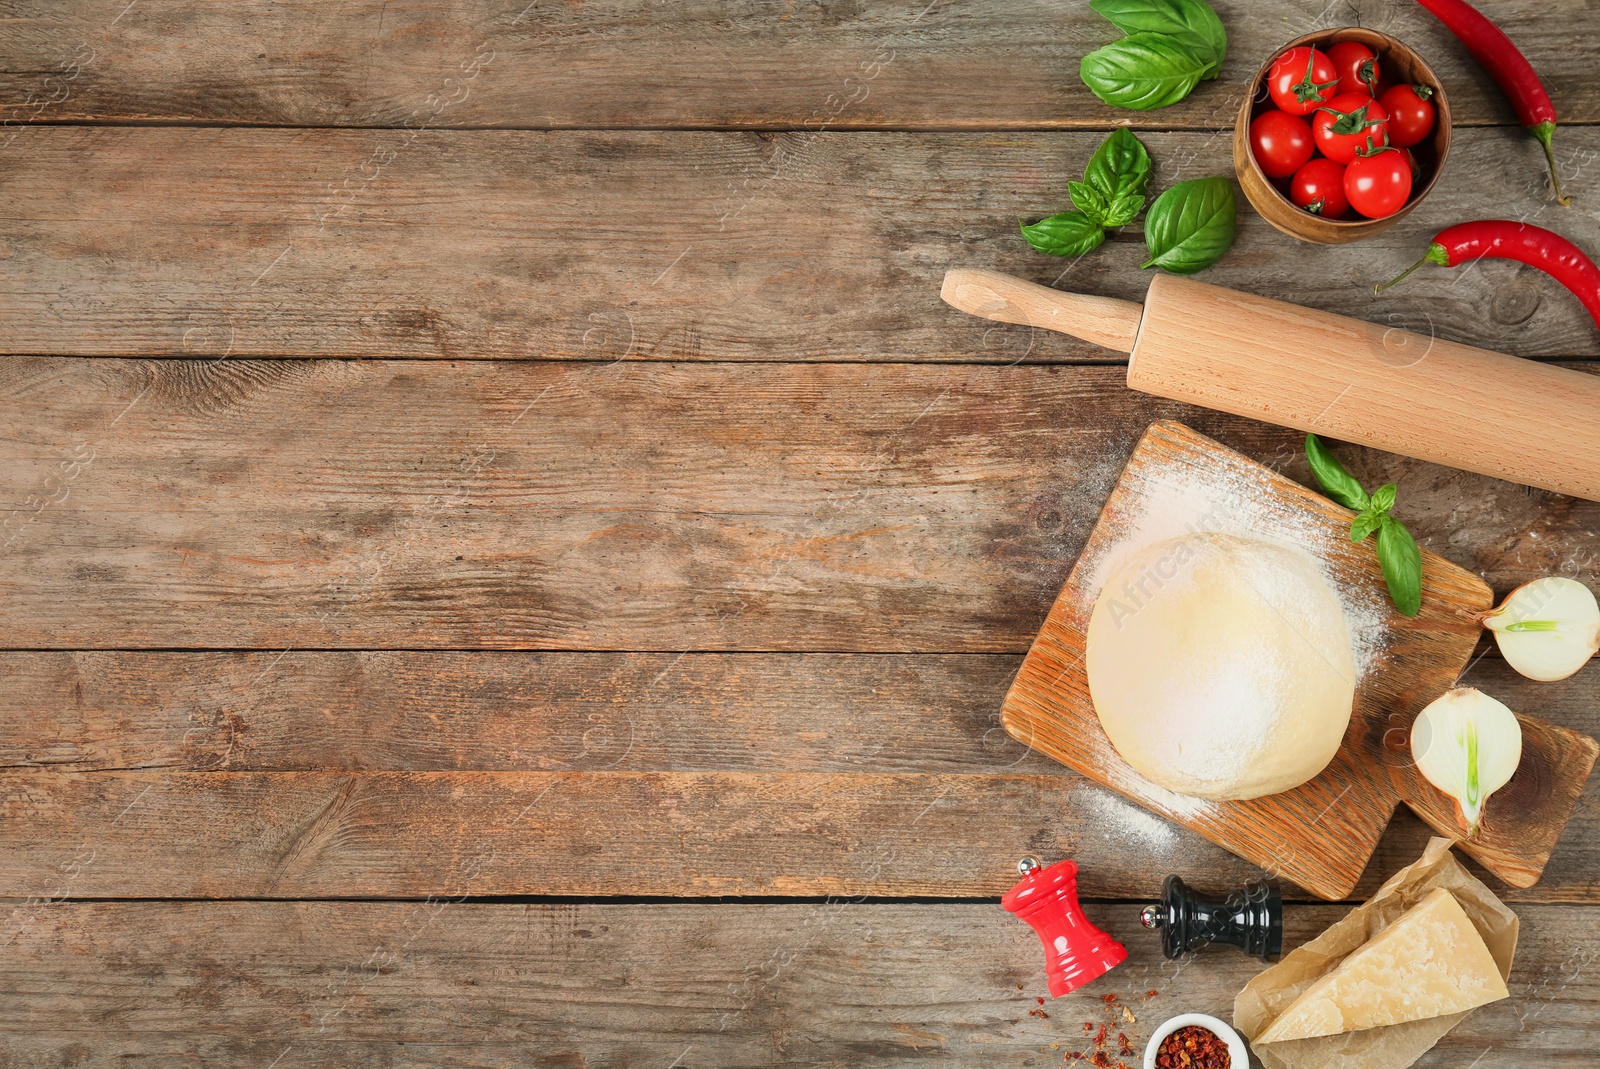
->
xmin=1250 ymin=43 xmax=1437 ymax=220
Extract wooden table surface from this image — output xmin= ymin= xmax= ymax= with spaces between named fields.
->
xmin=3 ymin=0 xmax=1599 ymax=1065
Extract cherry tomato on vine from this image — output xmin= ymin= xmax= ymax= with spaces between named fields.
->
xmin=1289 ymin=158 xmax=1350 ymax=219
xmin=1250 ymin=109 xmax=1315 ymax=178
xmin=1379 ymin=84 xmax=1436 ymax=148
xmin=1327 ymin=41 xmax=1380 ymax=96
xmin=1345 ymin=146 xmax=1413 ymax=218
xmin=1312 ymin=92 xmax=1389 ymax=164
xmin=1267 ymin=46 xmax=1339 ymax=115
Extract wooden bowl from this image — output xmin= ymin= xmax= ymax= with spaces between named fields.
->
xmin=1233 ymin=28 xmax=1452 ymax=244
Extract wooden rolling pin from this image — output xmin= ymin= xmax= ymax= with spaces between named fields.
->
xmin=942 ymin=268 xmax=1600 ymax=502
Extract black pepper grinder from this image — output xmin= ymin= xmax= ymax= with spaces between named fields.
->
xmin=1139 ymin=875 xmax=1282 ymax=961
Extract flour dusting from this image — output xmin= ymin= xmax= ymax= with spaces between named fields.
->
xmin=1081 ymin=457 xmax=1388 ymax=682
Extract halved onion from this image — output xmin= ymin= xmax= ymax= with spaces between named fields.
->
xmin=1411 ymin=687 xmax=1523 ymax=837
xmin=1476 ymin=577 xmax=1600 ymax=682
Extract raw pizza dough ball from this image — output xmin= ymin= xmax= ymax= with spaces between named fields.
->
xmin=1086 ymin=532 xmax=1356 ymax=801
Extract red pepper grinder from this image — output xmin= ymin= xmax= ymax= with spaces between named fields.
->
xmin=1002 ymin=856 xmax=1127 ymax=997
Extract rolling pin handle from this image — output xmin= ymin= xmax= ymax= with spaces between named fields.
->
xmin=940 ymin=268 xmax=1144 ymax=353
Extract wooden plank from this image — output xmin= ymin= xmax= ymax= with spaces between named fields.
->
xmin=1 ymin=763 xmax=1594 ymax=902
xmin=0 ymin=652 xmax=1045 ymax=774
xmin=3 ymin=0 xmax=1598 ymax=130
xmin=4 ymin=360 xmax=1598 ymax=652
xmin=0 ymin=652 xmax=1586 ymax=776
xmin=0 ymin=768 xmax=1250 ymax=899
xmin=2 ymin=901 xmax=1594 ymax=1068
xmin=3 ymin=651 xmax=1595 ymax=901
xmin=4 ymin=127 xmax=1600 ymax=362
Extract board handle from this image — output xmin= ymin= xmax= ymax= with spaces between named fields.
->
xmin=941 ymin=269 xmax=1144 ymax=353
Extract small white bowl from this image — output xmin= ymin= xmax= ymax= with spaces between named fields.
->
xmin=1143 ymin=1013 xmax=1251 ymax=1069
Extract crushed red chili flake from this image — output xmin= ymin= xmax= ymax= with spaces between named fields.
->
xmin=1058 ymin=991 xmax=1142 ymax=1069
xmin=1155 ymin=1025 xmax=1230 ymax=1069
xmin=1038 ymin=996 xmax=1047 ymax=1005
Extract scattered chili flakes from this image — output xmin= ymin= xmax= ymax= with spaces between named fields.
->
xmin=1155 ymin=1025 xmax=1230 ymax=1069
xmin=1057 ymin=993 xmax=1141 ymax=1069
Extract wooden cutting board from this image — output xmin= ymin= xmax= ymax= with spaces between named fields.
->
xmin=1002 ymin=420 xmax=1599 ymax=900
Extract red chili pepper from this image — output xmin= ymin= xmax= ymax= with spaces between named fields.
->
xmin=1375 ymin=220 xmax=1600 ymax=331
xmin=1413 ymin=0 xmax=1568 ymax=204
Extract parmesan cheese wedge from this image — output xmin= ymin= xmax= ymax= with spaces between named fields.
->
xmin=1256 ymin=888 xmax=1508 ymax=1043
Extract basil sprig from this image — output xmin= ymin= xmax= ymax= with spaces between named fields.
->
xmin=1080 ymin=127 xmax=1152 ymax=226
xmin=1088 ymin=0 xmax=1227 ymax=79
xmin=1305 ymin=433 xmax=1424 ymax=617
xmin=1081 ymin=0 xmax=1227 ymax=110
xmin=1140 ymin=176 xmax=1236 ymax=274
xmin=1022 ymin=128 xmax=1151 ymax=256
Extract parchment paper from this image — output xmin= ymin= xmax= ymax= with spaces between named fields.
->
xmin=1234 ymin=837 xmax=1519 ymax=1069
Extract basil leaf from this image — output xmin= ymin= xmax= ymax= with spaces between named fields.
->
xmin=1083 ymin=128 xmax=1152 ymax=226
xmin=1068 ymin=180 xmax=1113 ymax=227
xmin=1140 ymin=175 xmax=1236 ymax=274
xmin=1304 ymin=433 xmax=1370 ymax=511
xmin=1368 ymin=482 xmax=1397 ymax=515
xmin=1020 ymin=211 xmax=1107 ymax=258
xmin=1081 ymin=32 xmax=1210 ymax=111
xmin=1377 ymin=515 xmax=1423 ymax=617
xmin=1089 ymin=0 xmax=1227 ymax=79
xmin=1350 ymin=510 xmax=1383 ymax=543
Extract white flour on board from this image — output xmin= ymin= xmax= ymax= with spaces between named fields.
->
xmin=1080 ymin=459 xmax=1388 ymax=682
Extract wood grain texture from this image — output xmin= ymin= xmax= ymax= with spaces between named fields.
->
xmin=1130 ymin=276 xmax=1600 ymax=503
xmin=2 ymin=901 xmax=1595 ymax=1068
xmin=1001 ymin=421 xmax=1592 ymax=899
xmin=6 ymin=359 xmax=1600 ymax=652
xmin=4 ymin=127 xmax=1600 ymax=362
xmin=1 ymin=651 xmax=1597 ymax=902
xmin=0 ymin=651 xmax=1048 ymax=774
xmin=0 ymin=768 xmax=1262 ymax=899
xmin=3 ymin=0 xmax=1598 ymax=130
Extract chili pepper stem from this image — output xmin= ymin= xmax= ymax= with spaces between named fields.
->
xmin=1373 ymin=243 xmax=1450 ymax=295
xmin=1531 ymin=121 xmax=1571 ymax=206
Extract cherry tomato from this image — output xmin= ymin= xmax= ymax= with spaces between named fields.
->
xmin=1312 ymin=92 xmax=1389 ymax=164
xmin=1395 ymin=146 xmax=1422 ymax=185
xmin=1267 ymin=46 xmax=1339 ymax=115
xmin=1289 ymin=158 xmax=1350 ymax=219
xmin=1326 ymin=41 xmax=1380 ymax=96
xmin=1344 ymin=146 xmax=1413 ymax=218
xmin=1250 ymin=109 xmax=1315 ymax=179
xmin=1379 ymin=84 xmax=1436 ymax=148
